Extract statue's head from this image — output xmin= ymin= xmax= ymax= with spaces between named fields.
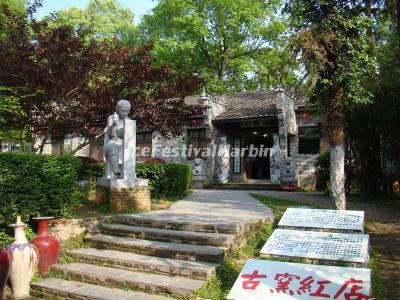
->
xmin=116 ymin=99 xmax=131 ymax=119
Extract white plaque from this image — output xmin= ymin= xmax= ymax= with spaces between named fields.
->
xmin=234 ymin=138 xmax=241 ymax=173
xmin=278 ymin=208 xmax=364 ymax=232
xmin=227 ymin=259 xmax=372 ymax=300
xmin=260 ymin=229 xmax=369 ymax=264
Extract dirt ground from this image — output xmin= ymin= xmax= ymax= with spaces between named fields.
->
xmin=256 ymin=191 xmax=400 ymax=300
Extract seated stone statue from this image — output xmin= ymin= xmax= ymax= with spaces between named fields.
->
xmin=97 ymin=100 xmax=150 ymax=211
xmin=104 ymin=100 xmax=131 ymax=176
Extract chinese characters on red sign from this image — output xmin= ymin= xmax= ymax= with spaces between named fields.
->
xmin=241 ymin=270 xmax=373 ymax=299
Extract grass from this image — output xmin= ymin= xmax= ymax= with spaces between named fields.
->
xmin=194 ymin=194 xmax=387 ymax=300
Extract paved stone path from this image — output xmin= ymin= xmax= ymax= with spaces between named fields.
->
xmin=32 ymin=190 xmax=274 ymax=299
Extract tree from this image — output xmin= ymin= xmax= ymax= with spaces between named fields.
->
xmin=0 ymin=1 xmax=203 ymax=154
xmin=346 ymin=0 xmax=400 ymax=196
xmin=285 ymin=0 xmax=376 ymax=209
xmin=138 ymin=0 xmax=294 ymax=92
xmin=47 ymin=0 xmax=136 ymax=45
xmin=0 ymin=0 xmax=35 ymax=146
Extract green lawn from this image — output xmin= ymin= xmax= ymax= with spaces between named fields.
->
xmin=194 ymin=194 xmax=386 ymax=300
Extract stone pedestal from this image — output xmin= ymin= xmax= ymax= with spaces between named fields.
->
xmin=109 ymin=187 xmax=151 ymax=212
xmin=95 ymin=185 xmax=110 ymax=205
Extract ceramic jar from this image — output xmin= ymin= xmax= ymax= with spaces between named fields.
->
xmin=31 ymin=217 xmax=60 ymax=274
xmin=7 ymin=217 xmax=38 ymax=299
xmin=0 ymin=249 xmax=10 ymax=300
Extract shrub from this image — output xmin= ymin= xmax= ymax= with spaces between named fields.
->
xmin=0 ymin=153 xmax=81 ymax=228
xmin=137 ymin=163 xmax=192 ymax=199
xmin=314 ymin=151 xmax=330 ymax=191
xmin=77 ymin=156 xmax=104 ymax=180
xmin=143 ymin=157 xmax=166 ymax=163
xmin=80 ymin=161 xmax=192 ymax=200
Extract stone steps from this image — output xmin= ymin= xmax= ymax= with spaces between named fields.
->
xmin=100 ymin=223 xmax=235 ymax=247
xmin=30 ymin=190 xmax=274 ymax=300
xmin=67 ymin=248 xmax=218 ymax=280
xmin=31 ymin=278 xmax=172 ymax=300
xmin=113 ymin=214 xmax=242 ymax=234
xmin=204 ymin=184 xmax=281 ymax=191
xmin=85 ymin=234 xmax=225 ymax=263
xmin=51 ymin=263 xmax=205 ymax=297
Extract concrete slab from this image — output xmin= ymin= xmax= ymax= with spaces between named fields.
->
xmin=52 ymin=263 xmax=205 ymax=297
xmin=68 ymin=248 xmax=218 ymax=279
xmin=31 ymin=278 xmax=171 ymax=300
xmin=260 ymin=229 xmax=369 ymax=264
xmin=227 ymin=259 xmax=372 ymax=300
xmin=114 ymin=189 xmax=274 ymax=234
xmin=278 ymin=208 xmax=364 ymax=232
xmin=85 ymin=234 xmax=225 ymax=263
xmin=100 ymin=223 xmax=234 ymax=247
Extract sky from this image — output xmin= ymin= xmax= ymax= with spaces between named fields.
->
xmin=34 ymin=0 xmax=158 ymax=24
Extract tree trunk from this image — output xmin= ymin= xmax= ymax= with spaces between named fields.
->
xmin=330 ymin=142 xmax=346 ymax=210
xmin=323 ymin=89 xmax=346 ymax=210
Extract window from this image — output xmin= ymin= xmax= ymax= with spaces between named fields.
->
xmin=51 ymin=138 xmax=64 ymax=155
xmin=89 ymin=138 xmax=104 ymax=161
xmin=137 ymin=132 xmax=153 ymax=161
xmin=187 ymin=129 xmax=208 ymax=159
xmin=287 ymin=135 xmax=291 ymax=157
xmin=298 ymin=126 xmax=320 ymax=154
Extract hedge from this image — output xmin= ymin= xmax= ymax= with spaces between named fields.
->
xmin=137 ymin=163 xmax=192 ymax=199
xmin=81 ymin=162 xmax=192 ymax=200
xmin=0 ymin=152 xmax=81 ymax=228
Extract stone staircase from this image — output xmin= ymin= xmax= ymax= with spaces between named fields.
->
xmin=31 ymin=213 xmax=253 ymax=299
xmin=205 ymin=183 xmax=281 ymax=191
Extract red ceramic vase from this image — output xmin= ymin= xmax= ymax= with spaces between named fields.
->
xmin=0 ymin=249 xmax=10 ymax=300
xmin=30 ymin=217 xmax=60 ymax=275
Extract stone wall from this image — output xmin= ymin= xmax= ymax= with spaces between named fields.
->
xmin=151 ymin=128 xmax=212 ymax=186
xmin=64 ymin=135 xmax=89 ymax=156
xmin=151 ymin=131 xmax=187 ymax=163
xmin=291 ymin=110 xmax=323 ymax=189
xmin=109 ymin=187 xmax=151 ymax=212
xmin=276 ymin=89 xmax=298 ymax=185
xmin=50 ymin=218 xmax=104 ymax=242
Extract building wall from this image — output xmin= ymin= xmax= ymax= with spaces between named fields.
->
xmin=32 ymin=92 xmax=323 ymax=190
xmin=291 ymin=110 xmax=322 ymax=190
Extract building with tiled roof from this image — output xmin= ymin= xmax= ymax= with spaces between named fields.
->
xmin=158 ymin=89 xmax=323 ymax=189
xmin=35 ymin=89 xmax=323 ymax=190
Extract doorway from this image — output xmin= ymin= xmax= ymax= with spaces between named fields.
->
xmin=244 ymin=134 xmax=273 ymax=180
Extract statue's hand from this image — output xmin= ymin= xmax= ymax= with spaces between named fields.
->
xmin=111 ymin=114 xmax=118 ymax=125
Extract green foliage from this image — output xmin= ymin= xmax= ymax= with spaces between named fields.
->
xmin=80 ymin=162 xmax=192 ymax=200
xmin=286 ymin=0 xmax=376 ymax=109
xmin=137 ymin=163 xmax=192 ymax=200
xmin=0 ymin=153 xmax=81 ymax=229
xmin=47 ymin=0 xmax=136 ymax=45
xmin=139 ymin=0 xmax=295 ymax=92
xmin=0 ymin=229 xmax=13 ymax=249
xmin=344 ymin=9 xmax=400 ymax=195
xmin=78 ymin=160 xmax=105 ymax=180
xmin=314 ymin=151 xmax=330 ymax=191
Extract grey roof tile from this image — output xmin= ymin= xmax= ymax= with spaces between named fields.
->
xmin=184 ymin=91 xmax=278 ymax=121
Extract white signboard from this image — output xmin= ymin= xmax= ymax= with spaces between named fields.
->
xmin=227 ymin=259 xmax=372 ymax=300
xmin=234 ymin=139 xmax=241 ymax=173
xmin=278 ymin=208 xmax=364 ymax=232
xmin=260 ymin=229 xmax=369 ymax=264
